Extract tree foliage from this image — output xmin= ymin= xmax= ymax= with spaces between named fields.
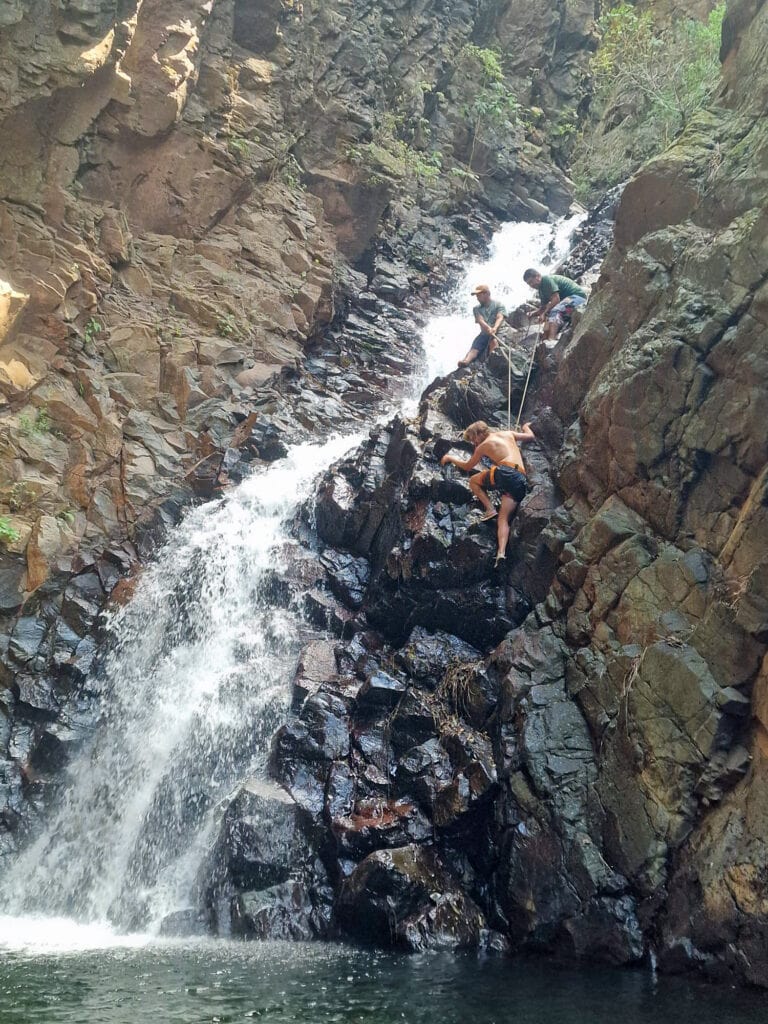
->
xmin=572 ymin=2 xmax=725 ymax=198
xmin=460 ymin=45 xmax=521 ymax=173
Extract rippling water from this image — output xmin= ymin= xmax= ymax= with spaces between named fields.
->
xmin=0 ymin=941 xmax=765 ymax=1024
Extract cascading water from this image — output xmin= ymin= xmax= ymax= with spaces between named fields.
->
xmin=0 ymin=216 xmax=581 ymax=949
xmin=420 ymin=216 xmax=584 ymax=382
xmin=0 ymin=433 xmax=359 ymax=937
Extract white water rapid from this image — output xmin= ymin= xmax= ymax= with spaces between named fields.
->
xmin=421 ymin=215 xmax=584 ymax=381
xmin=0 ymin=434 xmax=359 ymax=942
xmin=0 ymin=215 xmax=582 ymax=953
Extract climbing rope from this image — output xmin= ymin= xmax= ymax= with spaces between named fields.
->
xmin=500 ymin=320 xmax=539 ymax=429
xmin=515 ymin=328 xmax=539 ymax=429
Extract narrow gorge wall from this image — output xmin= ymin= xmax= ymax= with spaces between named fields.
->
xmin=205 ymin=0 xmax=768 ymax=987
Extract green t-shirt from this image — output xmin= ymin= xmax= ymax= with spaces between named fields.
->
xmin=538 ymin=274 xmax=587 ymax=303
xmin=473 ymin=299 xmax=506 ymax=327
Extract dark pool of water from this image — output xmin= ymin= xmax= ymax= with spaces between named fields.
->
xmin=1 ymin=941 xmax=766 ymax=1024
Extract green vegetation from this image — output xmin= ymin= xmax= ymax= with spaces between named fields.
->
xmin=19 ymin=407 xmax=52 ymax=437
xmin=347 ymin=113 xmax=442 ymax=187
xmin=216 ymin=314 xmax=239 ymax=338
xmin=460 ymin=45 xmax=522 ymax=172
xmin=572 ymin=2 xmax=726 ymax=199
xmin=84 ymin=317 xmax=102 ymax=345
xmin=227 ymin=136 xmax=251 ymax=162
xmin=0 ymin=516 xmax=20 ymax=546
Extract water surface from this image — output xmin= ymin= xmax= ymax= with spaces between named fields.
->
xmin=0 ymin=939 xmax=765 ymax=1024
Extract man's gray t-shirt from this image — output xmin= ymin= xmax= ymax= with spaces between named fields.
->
xmin=474 ymin=300 xmax=506 ymax=331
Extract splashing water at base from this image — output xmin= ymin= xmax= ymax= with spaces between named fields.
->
xmin=0 ymin=433 xmax=359 ymax=937
xmin=420 ymin=214 xmax=585 ymax=382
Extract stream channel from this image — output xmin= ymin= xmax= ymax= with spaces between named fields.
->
xmin=0 ymin=220 xmax=762 ymax=1023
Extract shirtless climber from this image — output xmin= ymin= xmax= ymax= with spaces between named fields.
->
xmin=457 ymin=285 xmax=506 ymax=367
xmin=523 ymin=268 xmax=587 ymax=341
xmin=440 ymin=420 xmax=535 ymax=566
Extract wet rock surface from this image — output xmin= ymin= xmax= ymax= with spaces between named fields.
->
xmin=1 ymin=0 xmax=767 ymax=994
xmin=212 ymin=3 xmax=768 ymax=968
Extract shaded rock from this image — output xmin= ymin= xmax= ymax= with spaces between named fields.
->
xmin=331 ymin=797 xmax=431 ymax=858
xmin=394 ymin=626 xmax=482 ymax=690
xmin=320 ymin=549 xmax=370 ymax=609
xmin=388 ymin=690 xmax=436 ymax=753
xmin=338 ymin=844 xmax=490 ymax=952
xmin=395 ymin=738 xmax=454 ymax=811
xmin=231 ymin=884 xmax=325 ymax=937
xmin=560 ymin=896 xmax=645 ymax=965
xmin=212 ymin=779 xmax=313 ymax=892
xmin=356 ymin=671 xmax=406 ymax=711
xmin=159 ymin=908 xmax=209 ymax=938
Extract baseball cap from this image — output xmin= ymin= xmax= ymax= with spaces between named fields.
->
xmin=470 ymin=284 xmax=490 ymax=296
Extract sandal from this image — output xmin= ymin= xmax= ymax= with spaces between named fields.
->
xmin=494 ymin=553 xmax=506 ymax=567
xmin=478 ymin=509 xmax=497 ymax=522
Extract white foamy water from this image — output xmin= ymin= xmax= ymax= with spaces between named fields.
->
xmin=421 ymin=214 xmax=585 ymax=381
xmin=0 ymin=215 xmax=581 ymax=955
xmin=0 ymin=915 xmax=153 ymax=954
xmin=0 ymin=433 xmax=359 ymax=942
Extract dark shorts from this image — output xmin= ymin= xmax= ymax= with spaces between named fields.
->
xmin=470 ymin=332 xmax=491 ymax=354
xmin=483 ymin=465 xmax=527 ymax=502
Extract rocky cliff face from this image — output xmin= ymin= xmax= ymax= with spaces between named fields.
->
xmin=206 ymin=0 xmax=768 ymax=987
xmin=0 ymin=0 xmax=591 ymax=596
xmin=3 ymin=0 xmax=768 ymax=992
xmin=0 ymin=0 xmax=596 ymax=845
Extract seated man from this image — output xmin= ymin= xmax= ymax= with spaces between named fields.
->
xmin=440 ymin=419 xmax=535 ymax=566
xmin=458 ymin=285 xmax=506 ymax=367
xmin=522 ymin=268 xmax=587 ymax=341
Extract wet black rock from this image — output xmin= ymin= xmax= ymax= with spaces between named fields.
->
xmin=356 ymin=671 xmax=406 ymax=710
xmin=338 ymin=844 xmax=492 ymax=952
xmin=394 ymin=627 xmax=482 ymax=690
xmin=207 ymin=778 xmax=333 ymax=940
xmin=319 ymin=550 xmax=370 ymax=609
xmin=330 ymin=798 xmax=432 ymax=858
xmin=233 ymin=881 xmax=329 ymax=941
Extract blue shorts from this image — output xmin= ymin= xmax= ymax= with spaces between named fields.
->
xmin=470 ymin=332 xmax=492 ymax=354
xmin=482 ymin=465 xmax=527 ymax=502
xmin=547 ymin=295 xmax=586 ymax=327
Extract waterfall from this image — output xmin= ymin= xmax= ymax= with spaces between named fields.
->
xmin=420 ymin=215 xmax=584 ymax=381
xmin=0 ymin=216 xmax=582 ymax=947
xmin=0 ymin=434 xmax=359 ymax=934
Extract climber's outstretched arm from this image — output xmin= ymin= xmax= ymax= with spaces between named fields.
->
xmin=511 ymin=422 xmax=535 ymax=443
xmin=440 ymin=446 xmax=484 ymax=473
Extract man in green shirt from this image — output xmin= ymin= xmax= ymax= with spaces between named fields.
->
xmin=523 ymin=268 xmax=587 ymax=341
xmin=458 ymin=284 xmax=507 ymax=367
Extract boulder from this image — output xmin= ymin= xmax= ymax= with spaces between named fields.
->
xmin=338 ymin=844 xmax=490 ymax=952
